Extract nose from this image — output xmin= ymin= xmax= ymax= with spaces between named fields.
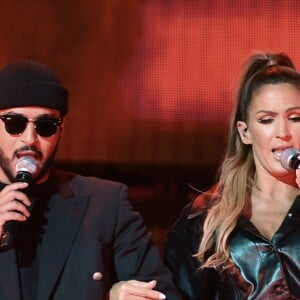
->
xmin=276 ymin=120 xmax=292 ymax=141
xmin=20 ymin=122 xmax=38 ymax=145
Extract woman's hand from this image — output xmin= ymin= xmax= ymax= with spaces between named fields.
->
xmin=109 ymin=280 xmax=166 ymax=300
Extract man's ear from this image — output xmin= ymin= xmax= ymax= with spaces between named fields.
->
xmin=237 ymin=121 xmax=251 ymax=144
xmin=59 ymin=121 xmax=64 ymax=136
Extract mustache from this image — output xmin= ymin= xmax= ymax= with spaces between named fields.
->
xmin=14 ymin=146 xmax=42 ymax=159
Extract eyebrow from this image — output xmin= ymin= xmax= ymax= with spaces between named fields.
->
xmin=4 ymin=112 xmax=60 ymax=118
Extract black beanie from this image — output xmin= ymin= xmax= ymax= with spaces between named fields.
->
xmin=0 ymin=60 xmax=68 ymax=116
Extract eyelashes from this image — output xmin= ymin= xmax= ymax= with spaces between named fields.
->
xmin=257 ymin=116 xmax=300 ymax=124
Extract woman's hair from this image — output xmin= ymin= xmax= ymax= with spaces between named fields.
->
xmin=196 ymin=52 xmax=300 ymax=268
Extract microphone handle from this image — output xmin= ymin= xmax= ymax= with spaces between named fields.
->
xmin=15 ymin=171 xmax=33 ymax=184
xmin=0 ymin=221 xmax=19 ymax=250
xmin=289 ymin=155 xmax=300 ymax=169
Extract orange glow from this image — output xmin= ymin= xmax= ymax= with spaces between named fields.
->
xmin=122 ymin=1 xmax=300 ymax=123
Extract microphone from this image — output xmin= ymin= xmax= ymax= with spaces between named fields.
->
xmin=0 ymin=156 xmax=39 ymax=250
xmin=15 ymin=156 xmax=39 ymax=184
xmin=280 ymin=148 xmax=300 ymax=170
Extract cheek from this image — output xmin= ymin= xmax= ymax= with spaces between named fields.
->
xmin=0 ymin=134 xmax=19 ymax=158
xmin=249 ymin=126 xmax=273 ymax=143
xmin=40 ymin=136 xmax=60 ymax=156
xmin=291 ymin=126 xmax=300 ymax=139
xmin=249 ymin=129 xmax=275 ymax=159
xmin=251 ymin=137 xmax=268 ymax=152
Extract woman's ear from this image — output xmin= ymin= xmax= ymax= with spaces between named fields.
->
xmin=237 ymin=121 xmax=251 ymax=144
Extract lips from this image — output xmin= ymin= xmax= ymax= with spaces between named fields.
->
xmin=16 ymin=150 xmax=41 ymax=160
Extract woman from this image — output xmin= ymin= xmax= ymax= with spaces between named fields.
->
xmin=164 ymin=52 xmax=300 ymax=299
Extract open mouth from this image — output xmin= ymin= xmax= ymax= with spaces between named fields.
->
xmin=272 ymin=148 xmax=291 ymax=161
xmin=16 ymin=150 xmax=41 ymax=160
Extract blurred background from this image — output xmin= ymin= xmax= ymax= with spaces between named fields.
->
xmin=1 ymin=0 xmax=300 ymax=252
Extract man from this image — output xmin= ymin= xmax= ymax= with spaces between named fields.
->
xmin=0 ymin=60 xmax=181 ymax=300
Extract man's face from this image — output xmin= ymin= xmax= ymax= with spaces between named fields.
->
xmin=0 ymin=106 xmax=63 ymax=184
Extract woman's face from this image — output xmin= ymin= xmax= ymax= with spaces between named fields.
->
xmin=237 ymin=83 xmax=300 ymax=178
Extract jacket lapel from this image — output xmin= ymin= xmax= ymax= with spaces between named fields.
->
xmin=0 ymin=249 xmax=21 ymax=300
xmin=36 ymin=192 xmax=89 ymax=300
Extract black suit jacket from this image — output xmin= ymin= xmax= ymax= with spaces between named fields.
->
xmin=0 ymin=170 xmax=182 ymax=300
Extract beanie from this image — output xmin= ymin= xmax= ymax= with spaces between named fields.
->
xmin=0 ymin=60 xmax=68 ymax=116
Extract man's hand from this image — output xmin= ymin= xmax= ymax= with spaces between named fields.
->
xmin=109 ymin=280 xmax=166 ymax=300
xmin=0 ymin=182 xmax=30 ymax=235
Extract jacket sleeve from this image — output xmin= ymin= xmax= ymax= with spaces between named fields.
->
xmin=113 ymin=184 xmax=183 ymax=299
xmin=164 ymin=202 xmax=219 ymax=300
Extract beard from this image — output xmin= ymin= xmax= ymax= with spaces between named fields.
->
xmin=0 ymin=145 xmax=59 ymax=184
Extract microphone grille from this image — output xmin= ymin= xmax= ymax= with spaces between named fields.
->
xmin=280 ymin=148 xmax=299 ymax=170
xmin=15 ymin=156 xmax=39 ymax=175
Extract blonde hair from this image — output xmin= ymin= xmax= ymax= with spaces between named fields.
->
xmin=196 ymin=52 xmax=300 ymax=268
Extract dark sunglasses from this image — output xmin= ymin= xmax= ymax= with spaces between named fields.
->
xmin=0 ymin=114 xmax=62 ymax=137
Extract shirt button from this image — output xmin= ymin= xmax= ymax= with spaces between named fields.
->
xmin=92 ymin=272 xmax=103 ymax=281
xmin=275 ymin=286 xmax=285 ymax=294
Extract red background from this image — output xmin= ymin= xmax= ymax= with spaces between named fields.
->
xmin=2 ymin=1 xmax=299 ymax=169
xmin=2 ymin=1 xmax=300 ymax=249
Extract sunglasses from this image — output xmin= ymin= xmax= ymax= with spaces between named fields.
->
xmin=0 ymin=114 xmax=62 ymax=137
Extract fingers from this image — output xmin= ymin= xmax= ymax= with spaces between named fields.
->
xmin=0 ymin=182 xmax=31 ymax=231
xmin=122 ymin=280 xmax=165 ymax=299
xmin=296 ymin=168 xmax=300 ymax=188
xmin=110 ymin=280 xmax=166 ymax=300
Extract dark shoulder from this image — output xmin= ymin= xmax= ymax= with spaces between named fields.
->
xmin=188 ymin=185 xmax=217 ymax=219
xmin=53 ymin=170 xmax=127 ymax=197
xmin=167 ymin=185 xmax=217 ymax=252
